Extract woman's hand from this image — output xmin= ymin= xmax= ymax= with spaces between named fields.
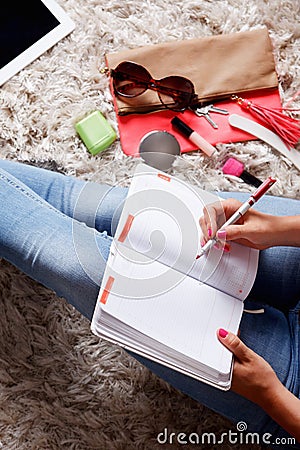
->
xmin=199 ymin=198 xmax=300 ymax=250
xmin=217 ymin=328 xmax=279 ymax=405
xmin=218 ymin=329 xmax=300 ymax=441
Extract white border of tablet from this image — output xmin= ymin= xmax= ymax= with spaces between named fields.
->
xmin=0 ymin=0 xmax=75 ymax=86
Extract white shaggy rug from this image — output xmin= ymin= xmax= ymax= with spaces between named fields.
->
xmin=0 ymin=0 xmax=299 ymax=449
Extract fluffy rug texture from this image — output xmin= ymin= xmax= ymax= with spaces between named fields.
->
xmin=0 ymin=0 xmax=299 ymax=449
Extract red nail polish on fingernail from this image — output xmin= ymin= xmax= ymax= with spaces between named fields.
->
xmin=217 ymin=229 xmax=226 ymax=240
xmin=208 ymin=228 xmax=212 ymax=237
xmin=219 ymin=328 xmax=228 ymax=338
xmin=223 ymin=243 xmax=231 ymax=253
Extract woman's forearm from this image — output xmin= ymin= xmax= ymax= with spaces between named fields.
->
xmin=218 ymin=330 xmax=300 ymax=442
xmin=273 ymin=216 xmax=300 ymax=247
xmin=258 ymin=380 xmax=300 ymax=441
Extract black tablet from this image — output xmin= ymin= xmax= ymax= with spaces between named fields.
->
xmin=0 ymin=0 xmax=75 ymax=85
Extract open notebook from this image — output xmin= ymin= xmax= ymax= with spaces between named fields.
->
xmin=91 ymin=164 xmax=259 ymax=390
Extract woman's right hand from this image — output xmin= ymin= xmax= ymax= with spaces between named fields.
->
xmin=199 ymin=198 xmax=288 ymax=250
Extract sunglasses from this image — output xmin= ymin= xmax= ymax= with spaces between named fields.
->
xmin=110 ymin=61 xmax=199 ymax=112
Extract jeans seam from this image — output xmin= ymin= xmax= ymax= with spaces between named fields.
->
xmin=0 ymin=172 xmax=114 ymax=241
xmin=0 ymin=172 xmax=67 ymax=219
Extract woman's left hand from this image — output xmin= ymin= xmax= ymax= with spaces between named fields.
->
xmin=218 ymin=328 xmax=300 ymax=441
xmin=217 ymin=328 xmax=280 ymax=406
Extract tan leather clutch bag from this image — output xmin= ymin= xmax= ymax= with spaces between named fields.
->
xmin=105 ymin=27 xmax=278 ymax=115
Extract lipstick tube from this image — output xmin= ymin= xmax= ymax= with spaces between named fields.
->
xmin=171 ymin=116 xmax=216 ymax=157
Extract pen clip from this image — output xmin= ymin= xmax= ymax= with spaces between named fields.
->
xmin=251 ymin=177 xmax=276 ymax=201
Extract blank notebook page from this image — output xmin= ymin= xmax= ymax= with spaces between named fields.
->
xmin=101 ymin=251 xmax=243 ymax=375
xmin=117 ymin=166 xmax=258 ymax=301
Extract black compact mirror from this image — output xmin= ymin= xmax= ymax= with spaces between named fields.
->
xmin=139 ymin=130 xmax=181 ymax=171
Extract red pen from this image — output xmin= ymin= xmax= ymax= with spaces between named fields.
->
xmin=196 ymin=177 xmax=277 ymax=258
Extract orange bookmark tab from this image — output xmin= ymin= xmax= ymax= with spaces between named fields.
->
xmin=158 ymin=173 xmax=171 ymax=182
xmin=100 ymin=276 xmax=115 ymax=305
xmin=118 ymin=214 xmax=134 ymax=243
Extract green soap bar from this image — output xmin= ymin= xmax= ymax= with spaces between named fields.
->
xmin=75 ymin=111 xmax=116 ymax=155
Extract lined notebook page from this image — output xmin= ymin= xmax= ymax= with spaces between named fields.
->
xmin=91 ymin=164 xmax=259 ymax=387
xmin=116 ymin=165 xmax=258 ymax=301
xmin=100 ymin=249 xmax=243 ymax=375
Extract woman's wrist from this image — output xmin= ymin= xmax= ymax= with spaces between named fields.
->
xmin=257 ymin=378 xmax=300 ymax=441
xmin=272 ymin=216 xmax=300 ymax=247
xmin=256 ymin=374 xmax=284 ymax=410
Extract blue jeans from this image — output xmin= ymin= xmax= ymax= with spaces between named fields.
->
xmin=0 ymin=160 xmax=299 ymax=448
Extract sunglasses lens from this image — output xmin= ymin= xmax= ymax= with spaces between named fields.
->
xmin=157 ymin=76 xmax=195 ymax=111
xmin=113 ymin=62 xmax=151 ymax=97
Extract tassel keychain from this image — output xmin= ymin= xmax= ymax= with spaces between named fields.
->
xmin=231 ymin=94 xmax=300 ymax=149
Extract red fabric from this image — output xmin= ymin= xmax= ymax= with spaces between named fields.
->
xmin=238 ymin=100 xmax=300 ymax=148
xmin=113 ymin=89 xmax=282 ymax=156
